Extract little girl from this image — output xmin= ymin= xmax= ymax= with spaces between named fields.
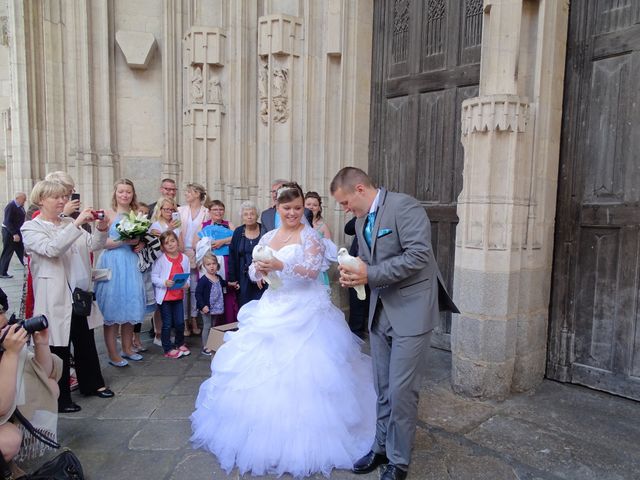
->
xmin=151 ymin=231 xmax=191 ymax=358
xmin=195 ymin=253 xmax=226 ymax=355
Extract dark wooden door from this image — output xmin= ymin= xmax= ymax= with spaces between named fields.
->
xmin=369 ymin=0 xmax=482 ymax=349
xmin=548 ymin=1 xmax=640 ymax=400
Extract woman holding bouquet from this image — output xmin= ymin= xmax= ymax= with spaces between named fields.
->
xmin=95 ymin=178 xmax=147 ymax=367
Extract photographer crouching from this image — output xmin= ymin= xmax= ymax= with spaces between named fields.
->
xmin=0 ymin=307 xmax=61 ymax=476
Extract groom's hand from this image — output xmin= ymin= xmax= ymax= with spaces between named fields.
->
xmin=339 ymin=259 xmax=368 ymax=287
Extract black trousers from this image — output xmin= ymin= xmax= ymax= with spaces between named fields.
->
xmin=348 ymin=285 xmax=370 ymax=336
xmin=50 ymin=312 xmax=106 ymax=405
xmin=0 ymin=227 xmax=24 ymax=275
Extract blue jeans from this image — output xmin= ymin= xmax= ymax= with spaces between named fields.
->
xmin=158 ymin=300 xmax=184 ymax=353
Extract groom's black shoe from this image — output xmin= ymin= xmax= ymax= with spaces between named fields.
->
xmin=380 ymin=464 xmax=408 ymax=480
xmin=352 ymin=450 xmax=388 ymax=474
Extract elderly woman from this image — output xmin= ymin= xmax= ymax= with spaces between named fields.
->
xmin=21 ymin=180 xmax=114 ymax=414
xmin=227 ymin=201 xmax=265 ymax=307
xmin=197 ymin=199 xmax=238 ymax=324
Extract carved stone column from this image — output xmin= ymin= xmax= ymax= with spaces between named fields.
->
xmin=257 ymin=14 xmax=303 ymax=190
xmin=452 ymin=0 xmax=569 ymax=398
xmin=183 ymin=27 xmax=226 ymax=195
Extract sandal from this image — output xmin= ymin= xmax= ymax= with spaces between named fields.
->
xmin=184 ymin=327 xmax=192 ymax=337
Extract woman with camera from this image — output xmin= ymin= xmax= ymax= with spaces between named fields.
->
xmin=21 ymin=180 xmax=114 ymax=414
xmin=0 ymin=307 xmax=61 ymax=473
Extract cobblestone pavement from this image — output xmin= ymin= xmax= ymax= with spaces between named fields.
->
xmin=2 ymin=259 xmax=640 ymax=480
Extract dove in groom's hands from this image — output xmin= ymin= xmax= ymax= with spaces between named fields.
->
xmin=252 ymin=245 xmax=283 ymax=289
xmin=337 ymin=248 xmax=367 ymax=300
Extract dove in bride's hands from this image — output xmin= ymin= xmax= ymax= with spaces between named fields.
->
xmin=337 ymin=248 xmax=366 ymax=300
xmin=252 ymin=245 xmax=283 ymax=290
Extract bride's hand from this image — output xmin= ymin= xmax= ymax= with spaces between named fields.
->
xmin=256 ymin=258 xmax=284 ymax=274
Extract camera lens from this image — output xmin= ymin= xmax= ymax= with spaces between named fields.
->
xmin=21 ymin=315 xmax=49 ymax=335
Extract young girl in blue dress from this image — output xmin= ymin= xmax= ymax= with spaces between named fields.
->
xmin=95 ymin=178 xmax=146 ymax=367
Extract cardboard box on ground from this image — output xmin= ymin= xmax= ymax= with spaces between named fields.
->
xmin=205 ymin=322 xmax=239 ymax=352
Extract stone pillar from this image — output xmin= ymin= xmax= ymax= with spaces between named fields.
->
xmin=7 ymin=0 xmax=35 ymax=193
xmin=452 ymin=0 xmax=569 ymax=398
xmin=257 ymin=13 xmax=303 ymax=190
xmin=1 ymin=109 xmax=11 ymax=194
xmin=183 ymin=26 xmax=227 ymax=200
xmin=162 ymin=0 xmax=183 ymax=183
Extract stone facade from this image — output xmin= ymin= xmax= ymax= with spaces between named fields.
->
xmin=1 ymin=0 xmax=372 ymax=237
xmin=1 ymin=0 xmax=574 ymax=400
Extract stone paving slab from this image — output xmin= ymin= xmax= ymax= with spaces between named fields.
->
xmin=3 ymin=259 xmax=640 ymax=480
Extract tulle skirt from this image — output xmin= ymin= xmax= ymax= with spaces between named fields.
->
xmin=190 ymin=282 xmax=376 ymax=477
xmin=95 ymin=246 xmax=145 ymax=325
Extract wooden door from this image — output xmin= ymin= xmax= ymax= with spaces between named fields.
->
xmin=548 ymin=1 xmax=640 ymax=400
xmin=369 ymin=0 xmax=482 ymax=349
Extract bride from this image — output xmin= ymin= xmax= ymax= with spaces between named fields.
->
xmin=190 ymin=182 xmax=376 ymax=477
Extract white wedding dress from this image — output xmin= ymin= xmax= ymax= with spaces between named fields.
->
xmin=190 ymin=225 xmax=376 ymax=477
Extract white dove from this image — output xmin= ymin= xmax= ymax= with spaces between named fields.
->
xmin=252 ymin=244 xmax=283 ymax=290
xmin=337 ymin=248 xmax=366 ymax=300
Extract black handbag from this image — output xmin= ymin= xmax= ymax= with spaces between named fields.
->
xmin=1 ymin=410 xmax=85 ymax=480
xmin=71 ymin=288 xmax=93 ymax=317
xmin=20 ymin=449 xmax=84 ymax=480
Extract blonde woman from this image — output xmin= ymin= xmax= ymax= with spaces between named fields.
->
xmin=178 ymin=183 xmax=209 ymax=336
xmin=150 ymin=197 xmax=182 ymax=245
xmin=22 ymin=179 xmax=113 ymax=413
xmin=95 ymin=179 xmax=146 ymax=367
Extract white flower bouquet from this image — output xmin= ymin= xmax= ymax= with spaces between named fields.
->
xmin=115 ymin=211 xmax=152 ymax=241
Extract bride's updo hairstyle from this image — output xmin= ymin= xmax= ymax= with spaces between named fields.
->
xmin=276 ymin=182 xmax=304 ymax=205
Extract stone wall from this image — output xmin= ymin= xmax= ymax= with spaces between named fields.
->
xmin=3 ymin=0 xmax=372 ymax=241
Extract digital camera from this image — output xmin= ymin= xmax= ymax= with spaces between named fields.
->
xmin=92 ymin=210 xmax=105 ymax=220
xmin=0 ymin=314 xmax=49 ymax=348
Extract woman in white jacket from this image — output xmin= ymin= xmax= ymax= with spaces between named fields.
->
xmin=21 ymin=180 xmax=114 ymax=414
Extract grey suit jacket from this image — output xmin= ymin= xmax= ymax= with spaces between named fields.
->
xmin=357 ymin=188 xmax=458 ymax=336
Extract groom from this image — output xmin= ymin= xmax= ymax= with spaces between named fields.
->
xmin=331 ymin=167 xmax=457 ymax=480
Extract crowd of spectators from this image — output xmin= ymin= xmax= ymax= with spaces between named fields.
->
xmin=0 ymin=172 xmax=366 ymax=469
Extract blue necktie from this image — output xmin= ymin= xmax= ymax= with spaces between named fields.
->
xmin=274 ymin=212 xmax=281 ymax=228
xmin=364 ymin=211 xmax=376 ymax=248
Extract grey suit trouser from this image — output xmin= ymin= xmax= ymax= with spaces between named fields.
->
xmin=369 ymin=301 xmax=432 ymax=469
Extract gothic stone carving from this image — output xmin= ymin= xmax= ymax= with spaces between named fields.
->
xmin=461 ymin=95 xmax=530 ymax=134
xmin=191 ymin=66 xmax=204 ymax=103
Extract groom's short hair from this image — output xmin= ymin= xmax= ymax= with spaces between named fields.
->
xmin=330 ymin=167 xmax=374 ymax=194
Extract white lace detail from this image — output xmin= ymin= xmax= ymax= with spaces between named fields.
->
xmin=248 ymin=226 xmax=325 ymax=282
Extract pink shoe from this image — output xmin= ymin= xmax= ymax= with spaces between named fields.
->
xmin=178 ymin=345 xmax=191 ymax=356
xmin=69 ymin=374 xmax=79 ymax=392
xmin=163 ymin=349 xmax=183 ymax=359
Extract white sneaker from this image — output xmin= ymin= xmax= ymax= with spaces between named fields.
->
xmin=153 ymin=337 xmax=162 ymax=347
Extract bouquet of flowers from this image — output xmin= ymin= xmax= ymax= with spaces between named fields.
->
xmin=115 ymin=210 xmax=152 ymax=241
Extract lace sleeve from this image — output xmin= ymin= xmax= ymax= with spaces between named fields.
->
xmin=281 ymin=227 xmax=325 ymax=280
xmin=248 ymin=230 xmax=277 ymax=282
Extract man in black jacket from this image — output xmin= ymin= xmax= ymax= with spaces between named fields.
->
xmin=0 ymin=193 xmax=26 ymax=278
